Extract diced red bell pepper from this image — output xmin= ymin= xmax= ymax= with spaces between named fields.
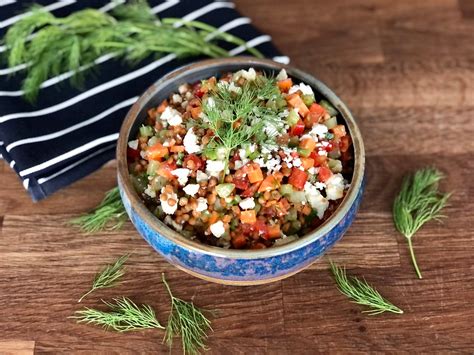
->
xmin=318 ymin=166 xmax=333 ymax=182
xmin=253 ymin=220 xmax=269 ymax=238
xmin=241 ymin=182 xmax=260 ymax=198
xmin=289 ymin=119 xmax=305 ymax=136
xmin=127 ymin=147 xmax=140 ymax=160
xmin=233 ymin=177 xmax=250 ymax=190
xmin=157 ymin=162 xmax=177 ymax=180
xmin=339 ymin=135 xmax=352 ymax=153
xmin=288 ymin=168 xmax=308 ymax=190
xmin=304 ymin=103 xmax=326 ymax=127
xmin=310 ymin=152 xmax=328 ymax=167
xmin=183 ymin=154 xmax=203 ymax=170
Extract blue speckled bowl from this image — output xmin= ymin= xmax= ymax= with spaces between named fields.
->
xmin=117 ymin=57 xmax=365 ymax=285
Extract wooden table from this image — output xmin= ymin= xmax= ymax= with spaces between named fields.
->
xmin=1 ymin=0 xmax=473 ymax=353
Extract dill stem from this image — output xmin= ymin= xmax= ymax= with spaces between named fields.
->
xmin=78 ymin=287 xmax=95 ymax=303
xmin=407 ymin=237 xmax=422 ymax=279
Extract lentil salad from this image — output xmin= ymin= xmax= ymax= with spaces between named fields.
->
xmin=127 ymin=68 xmax=353 ymax=249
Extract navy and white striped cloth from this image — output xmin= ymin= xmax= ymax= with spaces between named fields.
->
xmin=0 ymin=0 xmax=288 ymax=201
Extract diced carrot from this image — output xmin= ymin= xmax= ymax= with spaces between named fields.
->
xmin=246 ymin=164 xmax=264 ymax=183
xmin=302 ymin=204 xmax=312 ymax=216
xmin=209 ymin=211 xmax=220 ymax=225
xmin=301 ymin=157 xmax=315 ymax=170
xmin=331 ymin=124 xmax=346 ymax=139
xmin=240 ymin=210 xmax=257 ymax=224
xmin=157 ymin=100 xmax=168 ymax=114
xmin=170 ymin=145 xmax=185 ymax=153
xmin=287 ymin=94 xmax=309 ymax=117
xmin=258 ymin=175 xmax=280 ymax=193
xmin=299 ymin=137 xmax=316 ymax=152
xmin=310 ymin=152 xmax=328 ymax=167
xmin=190 ymin=106 xmax=202 ymax=119
xmin=277 ymin=78 xmax=293 ymax=93
xmin=273 ymin=171 xmax=284 ymax=182
xmin=157 ymin=163 xmax=175 ymax=180
xmin=147 ymin=143 xmax=169 ymax=160
xmin=267 ymin=225 xmax=281 ymax=239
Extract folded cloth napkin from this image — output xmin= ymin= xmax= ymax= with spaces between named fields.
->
xmin=0 ymin=0 xmax=288 ymax=201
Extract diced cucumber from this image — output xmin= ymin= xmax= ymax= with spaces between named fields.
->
xmin=288 ymin=191 xmax=306 ymax=204
xmin=248 ymin=151 xmax=259 ymax=160
xmin=150 ymin=175 xmax=167 ymax=191
xmin=302 ymin=94 xmax=315 ymax=106
xmin=147 ymin=160 xmax=160 ymax=176
xmin=328 ymin=159 xmax=343 ymax=173
xmin=276 ymin=97 xmax=288 ymax=108
xmin=266 ymin=99 xmax=277 ymax=110
xmin=285 ymin=208 xmax=298 ymax=221
xmin=254 ymin=202 xmax=262 ymax=214
xmin=139 ymin=125 xmax=154 ymax=137
xmin=216 ymin=147 xmax=228 ymax=160
xmin=216 ymin=183 xmax=235 ymax=198
xmin=286 ymin=109 xmax=299 ymax=126
xmin=319 ymin=99 xmax=338 ymax=116
xmin=323 ymin=116 xmax=338 ymax=129
xmin=279 ymin=184 xmax=294 ymax=196
xmin=130 ymin=174 xmax=148 ymax=194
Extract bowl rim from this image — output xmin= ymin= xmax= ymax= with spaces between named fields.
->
xmin=117 ymin=57 xmax=365 ymax=259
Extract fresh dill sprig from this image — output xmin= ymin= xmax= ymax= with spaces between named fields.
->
xmin=74 ymin=297 xmax=164 ymax=332
xmin=162 ymin=274 xmax=213 ymax=355
xmin=330 ymin=261 xmax=403 ymax=315
xmin=201 ymin=75 xmax=282 ymax=176
xmin=78 ymin=254 xmax=129 ymax=302
xmin=70 ymin=186 xmax=127 ymax=233
xmin=393 ymin=168 xmax=450 ymax=279
xmin=1 ymin=1 xmax=264 ymax=102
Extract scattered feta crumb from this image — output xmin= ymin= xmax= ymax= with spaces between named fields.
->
xmin=304 ymin=182 xmax=329 ymax=218
xmin=318 ymin=150 xmax=328 ymax=156
xmin=210 ymin=220 xmax=226 ymax=238
xmin=160 ymin=187 xmax=178 ymax=215
xmin=289 ymin=83 xmax=314 ymax=96
xmin=309 ymin=124 xmax=329 ymax=140
xmin=178 ymin=84 xmax=190 ymax=94
xmin=183 ymin=127 xmax=202 ymax=154
xmin=160 ymin=106 xmax=182 ymax=126
xmin=172 ymin=94 xmax=182 ymax=104
xmin=206 ymin=97 xmax=216 ymax=108
xmin=144 ymin=185 xmax=156 ymax=198
xmin=196 ymin=197 xmax=208 ymax=212
xmin=315 ymin=182 xmax=326 ymax=190
xmin=196 ymin=170 xmax=209 ymax=183
xmin=228 ymin=81 xmax=241 ymax=94
xmin=171 ymin=168 xmax=190 ymax=186
xmin=234 ymin=160 xmax=244 ymax=170
xmin=206 ymin=160 xmax=226 ymax=177
xmin=128 ymin=139 xmax=138 ymax=150
xmin=326 ymin=174 xmax=345 ymax=200
xmin=276 ymin=68 xmax=288 ymax=81
xmin=239 ymin=197 xmax=256 ymax=210
xmin=183 ymin=184 xmax=200 ymax=196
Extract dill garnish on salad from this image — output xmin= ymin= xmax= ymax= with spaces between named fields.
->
xmin=127 ymin=68 xmax=354 ymax=249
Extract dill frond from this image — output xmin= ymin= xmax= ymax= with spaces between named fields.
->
xmin=162 ymin=274 xmax=213 ymax=355
xmin=69 ymin=186 xmax=127 ymax=233
xmin=1 ymin=1 xmax=264 ymax=102
xmin=330 ymin=261 xmax=403 ymax=315
xmin=393 ymin=168 xmax=450 ymax=279
xmin=78 ymin=254 xmax=129 ymax=302
xmin=74 ymin=297 xmax=164 ymax=331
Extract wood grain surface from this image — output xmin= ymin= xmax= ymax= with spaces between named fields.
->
xmin=1 ymin=0 xmax=473 ymax=353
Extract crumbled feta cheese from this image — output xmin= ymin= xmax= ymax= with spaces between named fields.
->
xmin=206 ymin=97 xmax=216 ymax=108
xmin=128 ymin=139 xmax=138 ymax=150
xmin=144 ymin=185 xmax=156 ymax=198
xmin=308 ymin=167 xmax=318 ymax=175
xmin=178 ymin=84 xmax=190 ymax=94
xmin=304 ymin=182 xmax=329 ymax=219
xmin=234 ymin=160 xmax=244 ymax=170
xmin=289 ymin=83 xmax=314 ymax=96
xmin=264 ymin=157 xmax=282 ymax=173
xmin=206 ymin=160 xmax=226 ymax=177
xmin=160 ymin=106 xmax=182 ymax=126
xmin=183 ymin=184 xmax=200 ymax=196
xmin=228 ymin=81 xmax=241 ymax=94
xmin=210 ymin=220 xmax=225 ymax=238
xmin=293 ymin=158 xmax=302 ymax=167
xmin=185 ymin=91 xmax=193 ymax=100
xmin=196 ymin=197 xmax=208 ymax=212
xmin=326 ymin=173 xmax=345 ymax=200
xmin=196 ymin=170 xmax=209 ymax=183
xmin=318 ymin=150 xmax=328 ymax=156
xmin=172 ymin=94 xmax=182 ymax=104
xmin=239 ymin=197 xmax=256 ymax=210
xmin=171 ymin=168 xmax=190 ymax=186
xmin=309 ymin=124 xmax=329 ymax=140
xmin=162 ymin=141 xmax=170 ymax=147
xmin=243 ymin=68 xmax=256 ymax=81
xmin=160 ymin=188 xmax=178 ymax=215
xmin=276 ymin=68 xmax=288 ymax=81
xmin=315 ymin=181 xmax=326 ymax=190
xmin=140 ymin=150 xmax=147 ymax=159
xmin=183 ymin=127 xmax=201 ymax=154
xmin=254 ymin=157 xmax=266 ymax=168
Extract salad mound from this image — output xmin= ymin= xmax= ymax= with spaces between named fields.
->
xmin=127 ymin=68 xmax=353 ymax=249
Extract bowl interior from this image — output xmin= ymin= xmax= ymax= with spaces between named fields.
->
xmin=117 ymin=57 xmax=365 ymax=259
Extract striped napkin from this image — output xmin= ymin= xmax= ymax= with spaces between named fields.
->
xmin=0 ymin=0 xmax=288 ymax=201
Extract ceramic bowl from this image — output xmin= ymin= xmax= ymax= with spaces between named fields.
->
xmin=117 ymin=57 xmax=365 ymax=285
